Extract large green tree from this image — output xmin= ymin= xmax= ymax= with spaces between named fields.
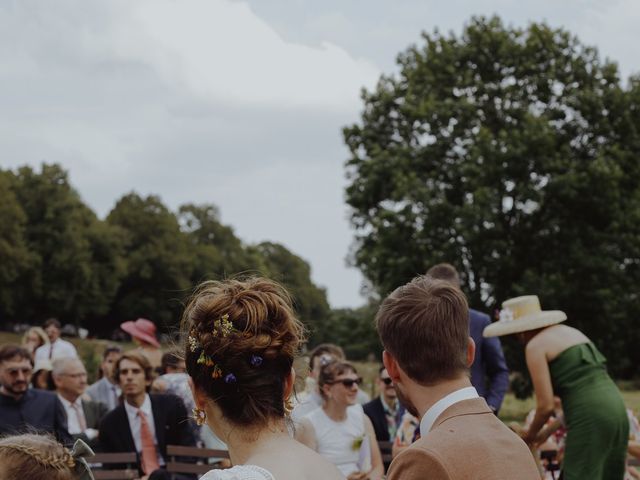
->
xmin=343 ymin=17 xmax=640 ymax=377
xmin=6 ymin=164 xmax=125 ymax=326
xmin=106 ymin=193 xmax=193 ymax=333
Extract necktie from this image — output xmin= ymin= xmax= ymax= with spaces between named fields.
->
xmin=111 ymin=386 xmax=119 ymax=409
xmin=138 ymin=409 xmax=160 ymax=474
xmin=71 ymin=403 xmax=87 ymax=431
xmin=49 ymin=343 xmax=54 ymax=359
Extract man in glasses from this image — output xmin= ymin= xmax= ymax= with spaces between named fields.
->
xmin=363 ymin=367 xmax=405 ymax=443
xmin=377 ymin=276 xmax=539 ymax=480
xmin=0 ymin=344 xmax=72 ymax=445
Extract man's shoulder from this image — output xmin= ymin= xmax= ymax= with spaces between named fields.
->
xmin=86 ymin=378 xmax=104 ymax=393
xmin=363 ymin=396 xmax=382 ymax=413
xmin=27 ymin=388 xmax=57 ymax=402
xmin=388 ymin=442 xmax=450 ymax=479
xmin=469 ymin=308 xmax=490 ymax=323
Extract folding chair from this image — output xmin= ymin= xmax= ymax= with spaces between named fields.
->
xmin=89 ymin=452 xmax=139 ymax=480
xmin=166 ymin=445 xmax=231 ymax=476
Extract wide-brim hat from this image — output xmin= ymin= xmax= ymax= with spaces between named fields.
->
xmin=33 ymin=358 xmax=53 ymax=373
xmin=120 ymin=318 xmax=160 ymax=348
xmin=483 ymin=295 xmax=566 ymax=338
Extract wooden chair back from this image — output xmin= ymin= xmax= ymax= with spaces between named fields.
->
xmin=89 ymin=452 xmax=138 ymax=480
xmin=166 ymin=445 xmax=231 ymax=475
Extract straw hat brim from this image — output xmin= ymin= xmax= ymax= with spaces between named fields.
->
xmin=120 ymin=321 xmax=160 ymax=348
xmin=483 ymin=310 xmax=567 ymax=338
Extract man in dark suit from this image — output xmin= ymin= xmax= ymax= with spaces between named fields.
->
xmin=99 ymin=351 xmax=196 ymax=480
xmin=376 ymin=276 xmax=539 ymax=479
xmin=427 ymin=263 xmax=509 ymax=413
xmin=52 ymin=357 xmax=108 ymax=449
xmin=0 ymin=344 xmax=72 ymax=445
xmin=363 ymin=367 xmax=405 ymax=442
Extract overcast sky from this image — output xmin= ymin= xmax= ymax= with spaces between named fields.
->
xmin=1 ymin=0 xmax=639 ymax=308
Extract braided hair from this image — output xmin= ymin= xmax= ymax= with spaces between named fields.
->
xmin=0 ymin=434 xmax=77 ymax=480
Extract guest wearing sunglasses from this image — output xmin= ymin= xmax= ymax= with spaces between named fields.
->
xmin=296 ymin=361 xmax=384 ymax=480
xmin=363 ymin=367 xmax=405 ymax=444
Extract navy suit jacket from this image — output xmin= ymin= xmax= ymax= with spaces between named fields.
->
xmin=363 ymin=396 xmax=405 ymax=442
xmin=98 ymin=393 xmax=196 ymax=476
xmin=469 ymin=309 xmax=509 ymax=412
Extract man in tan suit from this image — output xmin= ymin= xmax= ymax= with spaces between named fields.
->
xmin=376 ymin=275 xmax=540 ymax=480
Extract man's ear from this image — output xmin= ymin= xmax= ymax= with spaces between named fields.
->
xmin=466 ymin=337 xmax=476 ymax=368
xmin=382 ymin=350 xmax=401 ymax=382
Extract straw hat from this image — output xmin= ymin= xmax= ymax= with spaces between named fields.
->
xmin=483 ymin=295 xmax=566 ymax=338
xmin=33 ymin=358 xmax=53 ymax=374
xmin=120 ymin=318 xmax=160 ymax=348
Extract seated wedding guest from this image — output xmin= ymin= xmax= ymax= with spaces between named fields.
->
xmin=34 ymin=319 xmax=78 ymax=362
xmin=0 ymin=344 xmax=71 ymax=445
xmin=120 ymin=318 xmax=163 ymax=371
xmin=52 ymin=357 xmax=108 ymax=449
xmin=0 ymin=433 xmax=95 ymax=480
xmin=183 ymin=276 xmax=343 ymax=480
xmin=98 ymin=351 xmax=196 ymax=480
xmin=485 ymin=295 xmax=629 ymax=480
xmin=32 ymin=358 xmax=55 ymax=390
xmin=86 ymin=346 xmax=122 ymax=411
xmin=363 ymin=367 xmax=405 ymax=442
xmin=377 ymin=276 xmax=539 ymax=480
xmin=22 ymin=326 xmax=50 ymax=358
xmin=292 ymin=343 xmax=369 ymax=423
xmin=296 ymin=361 xmax=384 ymax=480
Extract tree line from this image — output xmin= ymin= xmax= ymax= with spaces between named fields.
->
xmin=0 ymin=163 xmax=358 ymax=348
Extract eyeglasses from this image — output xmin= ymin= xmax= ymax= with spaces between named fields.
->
xmin=381 ymin=377 xmax=393 ymax=386
xmin=331 ymin=378 xmax=362 ymax=388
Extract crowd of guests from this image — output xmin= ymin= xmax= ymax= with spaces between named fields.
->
xmin=0 ymin=268 xmax=639 ymax=479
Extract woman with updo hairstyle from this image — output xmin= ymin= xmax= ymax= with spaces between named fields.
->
xmin=182 ymin=277 xmax=343 ymax=480
xmin=296 ymin=361 xmax=383 ymax=480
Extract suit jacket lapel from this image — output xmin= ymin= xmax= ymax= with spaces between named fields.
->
xmin=116 ymin=405 xmax=137 ymax=452
xmin=150 ymin=395 xmax=166 ymax=452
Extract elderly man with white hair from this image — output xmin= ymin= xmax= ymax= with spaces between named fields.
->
xmin=52 ymin=356 xmax=108 ymax=448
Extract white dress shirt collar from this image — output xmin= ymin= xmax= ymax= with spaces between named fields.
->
xmin=420 ymin=386 xmax=479 ymax=434
xmin=124 ymin=393 xmax=152 ymax=420
xmin=58 ymin=394 xmax=84 ymax=434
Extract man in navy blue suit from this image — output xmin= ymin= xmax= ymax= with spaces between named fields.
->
xmin=427 ymin=263 xmax=509 ymax=413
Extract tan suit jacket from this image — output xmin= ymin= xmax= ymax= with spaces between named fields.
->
xmin=387 ymin=398 xmax=540 ymax=480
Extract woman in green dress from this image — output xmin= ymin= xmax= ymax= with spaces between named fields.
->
xmin=484 ymin=295 xmax=629 ymax=480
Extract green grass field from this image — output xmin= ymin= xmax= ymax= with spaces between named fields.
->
xmin=2 ymin=330 xmax=639 ymax=425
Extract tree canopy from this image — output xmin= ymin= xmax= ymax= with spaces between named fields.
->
xmin=343 ymin=16 xmax=640 ymax=377
xmin=0 ymin=163 xmax=332 ymax=343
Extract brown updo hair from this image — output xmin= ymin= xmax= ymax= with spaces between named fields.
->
xmin=318 ymin=360 xmax=358 ymax=400
xmin=182 ymin=277 xmax=305 ymax=427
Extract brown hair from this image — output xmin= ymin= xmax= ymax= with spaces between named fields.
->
xmin=112 ymin=351 xmax=154 ymax=385
xmin=161 ymin=350 xmax=182 ymax=374
xmin=0 ymin=345 xmax=33 ymax=365
xmin=308 ymin=343 xmax=345 ymax=371
xmin=43 ymin=318 xmax=62 ymax=330
xmin=426 ymin=263 xmax=461 ymax=287
xmin=375 ymin=275 xmax=469 ymax=385
xmin=317 ymin=361 xmax=357 ymax=400
xmin=0 ymin=434 xmax=77 ymax=480
xmin=182 ymin=277 xmax=305 ymax=428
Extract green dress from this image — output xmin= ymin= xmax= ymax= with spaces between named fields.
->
xmin=549 ymin=342 xmax=629 ymax=480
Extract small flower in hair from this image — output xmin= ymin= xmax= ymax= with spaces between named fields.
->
xmin=224 ymin=373 xmax=237 ymax=384
xmin=213 ymin=314 xmax=235 ymax=338
xmin=250 ymin=354 xmax=263 ymax=367
xmin=188 ymin=330 xmax=199 ymax=352
xmin=212 ymin=365 xmax=223 ymax=379
xmin=197 ymin=351 xmax=215 ymax=367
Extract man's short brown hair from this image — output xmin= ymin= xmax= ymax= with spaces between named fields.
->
xmin=426 ymin=263 xmax=461 ymax=287
xmin=375 ymin=275 xmax=469 ymax=385
xmin=112 ymin=351 xmax=154 ymax=384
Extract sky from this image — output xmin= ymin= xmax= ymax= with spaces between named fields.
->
xmin=1 ymin=0 xmax=639 ymax=308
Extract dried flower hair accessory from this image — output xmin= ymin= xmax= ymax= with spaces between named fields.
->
xmin=188 ymin=330 xmax=199 ymax=353
xmin=224 ymin=373 xmax=237 ymax=384
xmin=197 ymin=351 xmax=215 ymax=367
xmin=213 ymin=314 xmax=235 ymax=338
xmin=250 ymin=355 xmax=263 ymax=367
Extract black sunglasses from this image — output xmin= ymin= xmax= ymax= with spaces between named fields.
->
xmin=332 ymin=378 xmax=362 ymax=388
xmin=381 ymin=377 xmax=393 ymax=386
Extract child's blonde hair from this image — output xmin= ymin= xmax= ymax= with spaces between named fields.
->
xmin=0 ymin=434 xmax=77 ymax=480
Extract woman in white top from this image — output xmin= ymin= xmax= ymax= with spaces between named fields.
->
xmin=182 ymin=277 xmax=343 ymax=480
xmin=296 ymin=361 xmax=384 ymax=480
